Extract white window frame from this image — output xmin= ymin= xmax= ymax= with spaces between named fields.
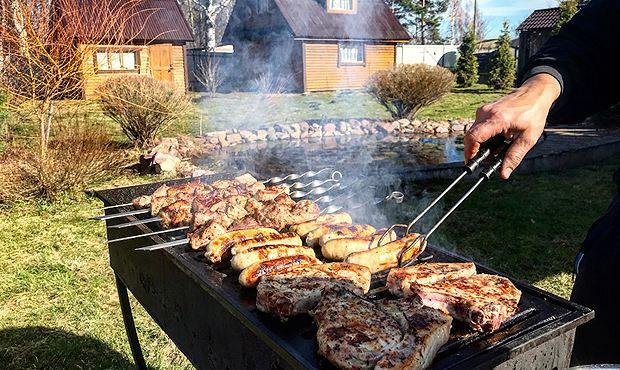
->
xmin=330 ymin=0 xmax=353 ymax=11
xmin=95 ymin=50 xmax=140 ymax=73
xmin=338 ymin=42 xmax=365 ymax=66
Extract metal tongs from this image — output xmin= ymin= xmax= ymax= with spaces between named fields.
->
xmin=379 ymin=135 xmax=512 ymax=268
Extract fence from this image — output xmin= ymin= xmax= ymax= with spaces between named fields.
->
xmin=396 ymin=45 xmax=459 ymax=69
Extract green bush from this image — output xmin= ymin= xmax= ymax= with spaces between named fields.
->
xmin=367 ymin=64 xmax=455 ymax=120
xmin=488 ymin=21 xmax=516 ymax=90
xmin=455 ymin=31 xmax=479 ymax=87
xmin=98 ymin=76 xmax=191 ymax=148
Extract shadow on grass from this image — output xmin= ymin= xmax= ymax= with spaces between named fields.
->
xmin=452 ymin=88 xmax=506 ymax=95
xmin=0 ymin=326 xmax=134 ymax=370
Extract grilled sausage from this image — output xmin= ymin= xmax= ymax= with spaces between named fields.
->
xmin=290 ymin=213 xmax=353 ymax=238
xmin=318 ymin=224 xmax=377 ymax=247
xmin=204 ymin=228 xmax=279 ymax=264
xmin=345 ymin=233 xmax=426 ymax=274
xmin=305 ymin=223 xmax=352 ymax=248
xmin=238 ymin=255 xmax=321 ymax=288
xmin=231 ymin=232 xmax=302 ymax=255
xmin=321 ymin=229 xmax=397 ymax=261
xmin=231 ymin=245 xmax=316 ymax=271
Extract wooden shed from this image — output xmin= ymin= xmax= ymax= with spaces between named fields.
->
xmin=221 ymin=0 xmax=411 ymax=93
xmin=71 ymin=0 xmax=194 ymax=98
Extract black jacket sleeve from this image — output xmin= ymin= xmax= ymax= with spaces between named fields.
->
xmin=518 ymin=0 xmax=620 ymax=124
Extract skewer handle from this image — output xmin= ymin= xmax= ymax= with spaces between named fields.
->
xmin=463 ymin=135 xmax=510 ymax=174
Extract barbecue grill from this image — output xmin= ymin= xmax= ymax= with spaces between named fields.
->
xmin=96 ymin=172 xmax=593 ymax=370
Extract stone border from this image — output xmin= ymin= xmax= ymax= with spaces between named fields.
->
xmin=202 ymin=118 xmax=474 ymax=148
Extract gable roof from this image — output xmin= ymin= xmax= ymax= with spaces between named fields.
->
xmin=63 ymin=0 xmax=193 ymax=43
xmin=517 ymin=7 xmax=561 ymax=31
xmin=273 ymin=0 xmax=411 ymax=41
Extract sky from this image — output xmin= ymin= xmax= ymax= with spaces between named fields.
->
xmin=442 ymin=0 xmax=559 ymax=39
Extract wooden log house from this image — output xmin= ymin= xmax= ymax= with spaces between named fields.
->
xmin=221 ymin=0 xmax=411 ymax=92
xmin=73 ymin=0 xmax=194 ymax=98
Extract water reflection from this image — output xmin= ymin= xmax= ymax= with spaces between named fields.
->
xmin=196 ymin=135 xmax=463 ymax=177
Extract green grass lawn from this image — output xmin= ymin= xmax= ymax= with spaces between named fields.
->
xmin=1 ymin=155 xmax=618 ymax=369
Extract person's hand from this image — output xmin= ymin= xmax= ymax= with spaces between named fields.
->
xmin=464 ymin=74 xmax=561 ymax=179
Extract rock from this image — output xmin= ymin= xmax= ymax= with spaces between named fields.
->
xmin=218 ymin=135 xmax=229 ymax=147
xmin=309 ymin=130 xmax=323 ymax=138
xmin=350 ymin=128 xmax=365 ymax=135
xmin=267 ymin=133 xmax=279 ymax=141
xmin=452 ymin=124 xmax=465 ymax=132
xmin=239 ymin=130 xmax=254 ymax=140
xmin=338 ymin=121 xmax=348 ymax=132
xmin=397 ymin=118 xmax=411 ymax=128
xmin=208 ymin=137 xmax=220 ymax=145
xmin=435 ymin=127 xmax=450 ymax=134
xmin=226 ymin=133 xmax=243 ymax=144
xmin=153 ymin=152 xmax=180 ymax=173
xmin=411 ymin=119 xmax=422 ymax=128
xmin=276 ymin=132 xmax=290 ymax=140
xmin=323 ymin=123 xmax=337 ymax=133
xmin=274 ymin=123 xmax=289 ymax=132
xmin=377 ymin=122 xmax=395 ymax=135
xmin=256 ymin=129 xmax=269 ymax=140
xmin=267 ymin=127 xmax=277 ymax=135
xmin=299 ymin=121 xmax=310 ymax=131
xmin=289 ymin=123 xmax=301 ymax=133
xmin=323 ymin=131 xmax=335 ymax=137
xmin=289 ymin=130 xmax=301 ymax=139
xmin=349 ymin=119 xmax=361 ymax=128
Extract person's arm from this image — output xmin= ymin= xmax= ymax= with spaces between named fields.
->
xmin=465 ymin=0 xmax=620 ymax=179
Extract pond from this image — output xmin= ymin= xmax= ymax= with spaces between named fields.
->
xmin=195 ymin=134 xmax=464 ymax=178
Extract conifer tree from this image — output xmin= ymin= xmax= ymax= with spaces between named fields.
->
xmin=554 ymin=0 xmax=579 ymax=34
xmin=455 ymin=30 xmax=478 ymax=87
xmin=488 ymin=21 xmax=516 ymax=90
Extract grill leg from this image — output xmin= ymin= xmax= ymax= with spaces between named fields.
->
xmin=115 ymin=274 xmax=147 ymax=370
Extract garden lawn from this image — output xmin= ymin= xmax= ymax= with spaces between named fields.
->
xmin=1 ymin=155 xmax=618 ymax=369
xmin=417 ymin=84 xmax=507 ymax=121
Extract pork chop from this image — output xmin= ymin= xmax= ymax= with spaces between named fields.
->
xmin=387 ymin=262 xmax=477 ymax=297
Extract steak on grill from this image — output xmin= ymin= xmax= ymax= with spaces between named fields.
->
xmin=387 ymin=262 xmax=477 ymax=297
xmin=410 ymin=273 xmax=522 ymax=332
xmin=311 ymin=289 xmax=452 ymax=370
xmin=375 ymin=297 xmax=452 ymax=370
xmin=256 ymin=263 xmax=371 ymax=321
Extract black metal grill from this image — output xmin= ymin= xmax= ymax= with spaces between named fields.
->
xmin=96 ymin=175 xmax=593 ymax=370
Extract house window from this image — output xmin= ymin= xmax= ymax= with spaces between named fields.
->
xmin=339 ymin=43 xmax=364 ymax=65
xmin=328 ymin=0 xmax=356 ymax=13
xmin=95 ymin=50 xmax=139 ymax=72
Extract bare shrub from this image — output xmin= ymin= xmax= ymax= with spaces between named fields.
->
xmin=368 ymin=64 xmax=455 ymax=120
xmin=194 ymin=54 xmax=222 ymax=94
xmin=251 ymin=71 xmax=290 ymax=94
xmin=0 ymin=119 xmax=125 ymax=202
xmin=98 ymin=76 xmax=191 ymax=148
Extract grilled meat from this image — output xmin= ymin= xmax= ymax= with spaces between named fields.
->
xmin=132 ymin=195 xmax=151 ymax=209
xmin=305 ymin=223 xmax=353 ymax=248
xmin=290 ymin=212 xmax=353 ymax=238
xmin=204 ymin=228 xmax=279 ymax=264
xmin=289 ymin=200 xmax=320 ymax=224
xmin=231 ymin=244 xmax=316 ymax=271
xmin=256 ymin=263 xmax=371 ymax=321
xmin=238 ymin=255 xmax=320 ymax=288
xmin=229 ymin=216 xmax=261 ymax=231
xmin=387 ymin=262 xmax=477 ymax=298
xmin=188 ymin=221 xmax=228 ymax=251
xmin=375 ymin=297 xmax=452 ymax=370
xmin=254 ymin=186 xmax=290 ymax=201
xmin=318 ymin=224 xmax=378 ymax=246
xmin=321 ymin=229 xmax=397 ymax=261
xmin=345 ymin=234 xmax=426 ymax=274
xmin=410 ymin=273 xmax=522 ymax=332
xmin=311 ymin=288 xmax=402 ymax=370
xmin=230 ymin=232 xmax=302 ymax=255
xmin=160 ymin=199 xmax=193 ymax=228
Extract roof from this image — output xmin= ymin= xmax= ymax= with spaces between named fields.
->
xmin=273 ymin=0 xmax=411 ymax=41
xmin=61 ymin=0 xmax=193 ymax=43
xmin=517 ymin=7 xmax=561 ymax=31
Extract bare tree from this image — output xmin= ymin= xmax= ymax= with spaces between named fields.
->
xmin=450 ymin=0 xmax=488 ymax=43
xmin=193 ymin=54 xmax=222 ymax=94
xmin=0 ymin=0 xmax=145 ymax=159
xmin=178 ymin=0 xmax=235 ymax=50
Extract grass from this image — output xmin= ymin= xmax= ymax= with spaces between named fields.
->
xmin=417 ymin=84 xmax=508 ymax=121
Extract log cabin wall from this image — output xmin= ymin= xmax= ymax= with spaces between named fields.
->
xmin=81 ymin=44 xmax=187 ymax=99
xmin=303 ymin=41 xmax=396 ymax=92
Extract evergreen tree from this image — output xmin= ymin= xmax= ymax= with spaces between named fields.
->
xmin=388 ymin=0 xmax=449 ymax=44
xmin=455 ymin=30 xmax=478 ymax=87
xmin=488 ymin=21 xmax=516 ymax=90
xmin=553 ymin=0 xmax=579 ymax=34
